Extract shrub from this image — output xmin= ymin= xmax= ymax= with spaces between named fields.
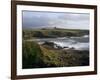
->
xmin=22 ymin=41 xmax=44 ymax=68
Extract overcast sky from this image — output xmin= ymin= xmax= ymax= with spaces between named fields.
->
xmin=22 ymin=11 xmax=90 ymax=30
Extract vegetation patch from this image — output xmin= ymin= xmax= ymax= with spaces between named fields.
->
xmin=22 ymin=41 xmax=89 ymax=68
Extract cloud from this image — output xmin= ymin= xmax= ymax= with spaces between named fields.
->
xmin=22 ymin=11 xmax=90 ymax=30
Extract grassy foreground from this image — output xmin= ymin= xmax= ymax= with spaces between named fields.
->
xmin=22 ymin=41 xmax=89 ymax=69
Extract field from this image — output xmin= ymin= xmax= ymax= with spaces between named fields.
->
xmin=22 ymin=28 xmax=89 ymax=39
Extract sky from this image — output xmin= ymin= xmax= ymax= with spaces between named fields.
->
xmin=22 ymin=11 xmax=90 ymax=30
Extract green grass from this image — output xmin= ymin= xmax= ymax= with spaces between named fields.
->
xmin=22 ymin=41 xmax=89 ymax=69
xmin=22 ymin=41 xmax=45 ymax=68
xmin=40 ymin=45 xmax=61 ymax=67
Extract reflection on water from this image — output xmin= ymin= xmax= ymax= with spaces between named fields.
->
xmin=27 ymin=35 xmax=89 ymax=50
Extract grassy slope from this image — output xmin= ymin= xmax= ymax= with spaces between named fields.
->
xmin=40 ymin=45 xmax=89 ymax=67
xmin=22 ymin=41 xmax=89 ymax=69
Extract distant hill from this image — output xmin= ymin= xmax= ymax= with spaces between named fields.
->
xmin=22 ymin=28 xmax=89 ymax=39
